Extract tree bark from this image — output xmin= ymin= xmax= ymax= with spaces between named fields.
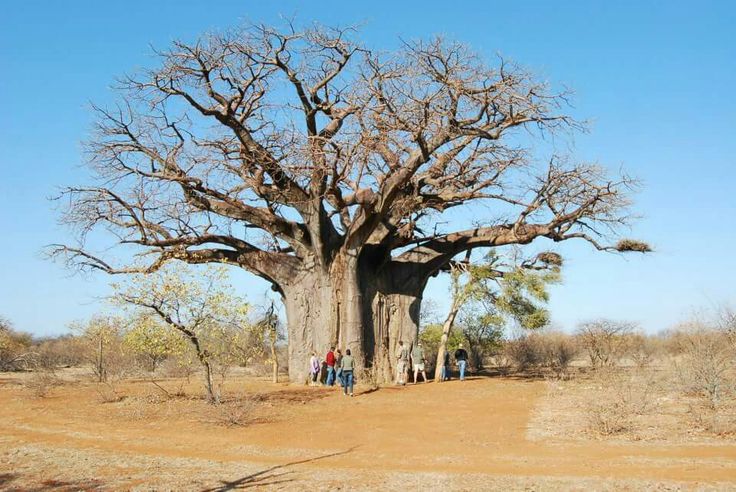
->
xmin=269 ymin=332 xmax=279 ymax=384
xmin=281 ymin=253 xmax=427 ymax=384
xmin=201 ymin=358 xmax=217 ymax=404
xmin=97 ymin=336 xmax=105 ymax=383
xmin=434 ymin=297 xmax=462 ymax=382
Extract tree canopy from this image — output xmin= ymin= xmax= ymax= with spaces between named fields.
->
xmin=50 ymin=22 xmax=648 ymax=289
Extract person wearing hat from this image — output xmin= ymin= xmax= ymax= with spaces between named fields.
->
xmin=454 ymin=343 xmax=469 ymax=381
xmin=411 ymin=341 xmax=428 ymax=383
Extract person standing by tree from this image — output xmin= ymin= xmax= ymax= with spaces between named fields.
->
xmin=441 ymin=349 xmax=451 ymax=381
xmin=340 ymin=349 xmax=355 ymax=397
xmin=412 ymin=342 xmax=428 ymax=384
xmin=455 ymin=344 xmax=469 ymax=381
xmin=325 ymin=346 xmax=337 ymax=386
xmin=309 ymin=352 xmax=320 ymax=386
xmin=335 ymin=349 xmax=344 ymax=389
xmin=395 ymin=340 xmax=409 ymax=385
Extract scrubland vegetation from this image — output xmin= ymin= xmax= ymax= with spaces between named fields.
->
xmin=4 ymin=305 xmax=735 ymax=441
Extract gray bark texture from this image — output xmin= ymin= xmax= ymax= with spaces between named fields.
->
xmin=282 ymin=252 xmax=426 ymax=383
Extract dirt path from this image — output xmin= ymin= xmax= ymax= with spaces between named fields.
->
xmin=1 ymin=375 xmax=735 ymax=490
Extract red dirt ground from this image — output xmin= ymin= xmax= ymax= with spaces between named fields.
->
xmin=1 ymin=373 xmax=735 ymax=490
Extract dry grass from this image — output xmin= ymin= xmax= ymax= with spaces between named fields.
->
xmin=529 ymin=361 xmax=736 ymax=442
xmin=93 ymin=380 xmax=125 ymax=403
xmin=3 ymin=368 xmax=736 ymax=490
xmin=584 ymin=367 xmax=660 ymax=436
xmin=201 ymin=393 xmax=261 ymax=427
xmin=22 ymin=370 xmax=62 ymax=398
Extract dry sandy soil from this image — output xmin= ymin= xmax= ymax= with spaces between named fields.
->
xmin=1 ymin=371 xmax=735 ymax=491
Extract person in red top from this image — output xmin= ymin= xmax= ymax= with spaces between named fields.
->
xmin=325 ymin=346 xmax=337 ymax=386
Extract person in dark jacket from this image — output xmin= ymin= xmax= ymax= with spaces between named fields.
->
xmin=335 ymin=349 xmax=344 ymax=389
xmin=441 ymin=349 xmax=451 ymax=381
xmin=454 ymin=343 xmax=469 ymax=381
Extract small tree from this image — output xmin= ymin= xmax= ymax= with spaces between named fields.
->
xmin=113 ymin=262 xmax=251 ymax=403
xmin=420 ymin=322 xmax=467 ymax=373
xmin=460 ymin=308 xmax=504 ymax=370
xmin=202 ymin=316 xmax=264 ymax=386
xmin=255 ymin=302 xmax=283 ymax=383
xmin=577 ymin=319 xmax=635 ymax=368
xmin=433 ymin=250 xmax=561 ymax=381
xmin=674 ymin=323 xmax=735 ymax=411
xmin=123 ymin=314 xmax=187 ymax=372
xmin=70 ymin=315 xmax=126 ymax=382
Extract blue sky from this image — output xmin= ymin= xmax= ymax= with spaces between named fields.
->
xmin=1 ymin=1 xmax=734 ymax=336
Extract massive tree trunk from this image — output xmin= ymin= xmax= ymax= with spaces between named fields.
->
xmin=281 ymin=250 xmax=427 ymax=384
xmin=361 ymin=259 xmax=427 ymax=384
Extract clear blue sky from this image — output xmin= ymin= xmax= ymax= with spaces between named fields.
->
xmin=1 ymin=0 xmax=734 ymax=337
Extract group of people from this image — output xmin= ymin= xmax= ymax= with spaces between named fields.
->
xmin=309 ymin=341 xmax=470 ymax=395
xmin=309 ymin=346 xmax=355 ymax=396
xmin=394 ymin=340 xmax=469 ymax=385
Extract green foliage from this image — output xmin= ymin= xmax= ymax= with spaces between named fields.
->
xmin=112 ymin=262 xmax=265 ymax=400
xmin=454 ymin=250 xmax=560 ymax=332
xmin=461 ymin=308 xmax=505 ymax=369
xmin=112 ymin=263 xmax=254 ymax=359
xmin=419 ymin=323 xmax=467 ymax=369
xmin=429 ymin=250 xmax=561 ymax=371
xmin=69 ymin=315 xmax=128 ymax=381
xmin=123 ymin=315 xmax=187 ymax=371
xmin=420 ymin=323 xmax=467 ymax=351
xmin=494 ymin=263 xmax=559 ymax=330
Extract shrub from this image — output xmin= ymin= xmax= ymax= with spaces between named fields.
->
xmin=577 ymin=320 xmax=635 ymax=368
xmin=538 ymin=332 xmax=578 ymax=379
xmin=94 ymin=380 xmax=125 ymax=403
xmin=461 ymin=311 xmax=504 ymax=370
xmin=23 ymin=370 xmax=61 ymax=398
xmin=0 ymin=317 xmax=33 ymax=371
xmin=203 ymin=393 xmax=260 ymax=427
xmin=503 ymin=334 xmax=543 ymax=372
xmin=33 ymin=335 xmax=86 ymax=369
xmin=673 ymin=324 xmax=735 ymax=411
xmin=586 ymin=368 xmax=658 ymax=436
xmin=627 ymin=333 xmax=657 ymax=368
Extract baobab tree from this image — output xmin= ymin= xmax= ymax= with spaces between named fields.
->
xmin=50 ymin=22 xmax=649 ymax=382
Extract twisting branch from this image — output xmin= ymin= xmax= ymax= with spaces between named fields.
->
xmin=51 ymin=21 xmax=647 ymax=294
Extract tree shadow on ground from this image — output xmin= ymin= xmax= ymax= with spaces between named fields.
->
xmin=467 ymin=369 xmax=548 ymax=381
xmin=201 ymin=447 xmax=358 ymax=491
xmin=0 ymin=474 xmax=105 ymax=492
xmin=0 ymin=474 xmax=17 ymax=487
xmin=357 ymin=386 xmax=380 ymax=396
xmin=248 ymin=388 xmax=333 ymax=405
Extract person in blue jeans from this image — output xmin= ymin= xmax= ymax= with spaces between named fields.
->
xmin=340 ymin=349 xmax=355 ymax=396
xmin=335 ymin=349 xmax=344 ymax=388
xmin=454 ymin=343 xmax=469 ymax=381
xmin=325 ymin=346 xmax=336 ymax=386
xmin=440 ymin=349 xmax=450 ymax=381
